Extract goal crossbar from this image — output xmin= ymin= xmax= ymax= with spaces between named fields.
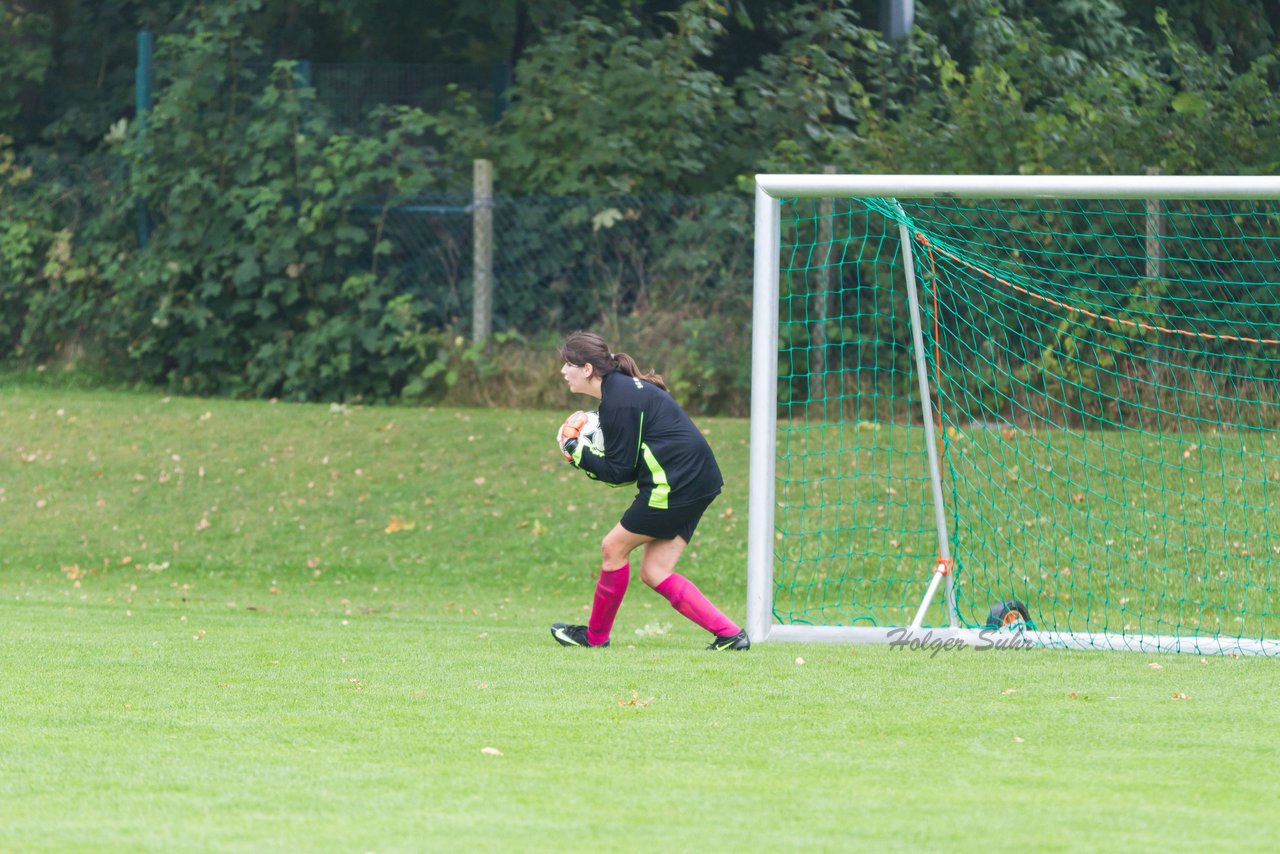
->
xmin=755 ymin=173 xmax=1280 ymax=201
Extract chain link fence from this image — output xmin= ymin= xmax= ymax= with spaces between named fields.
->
xmin=368 ymin=187 xmax=757 ymax=414
xmin=134 ymin=41 xmax=752 ymax=346
xmin=380 ymin=190 xmax=755 ymax=340
xmin=307 ymin=62 xmax=510 ymax=129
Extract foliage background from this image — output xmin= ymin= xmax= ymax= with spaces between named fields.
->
xmin=1 ymin=0 xmax=1278 ymax=412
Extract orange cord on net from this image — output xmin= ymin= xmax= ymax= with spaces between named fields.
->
xmin=915 ymin=232 xmax=1280 ymax=347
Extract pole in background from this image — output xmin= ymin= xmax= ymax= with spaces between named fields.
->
xmin=880 ymin=0 xmax=914 ymax=41
xmin=1145 ymin=166 xmax=1165 ymax=282
xmin=492 ymin=63 xmax=512 ymax=123
xmin=472 ymin=159 xmax=494 ymax=344
xmin=135 ymin=31 xmax=155 ymax=248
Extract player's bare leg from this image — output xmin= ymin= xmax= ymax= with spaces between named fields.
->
xmin=642 ymin=535 xmax=748 ymax=650
xmin=601 ymin=522 xmax=652 ymax=571
xmin=551 ymin=523 xmax=649 ymax=648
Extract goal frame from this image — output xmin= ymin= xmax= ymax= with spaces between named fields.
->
xmin=747 ymin=173 xmax=1280 ymax=655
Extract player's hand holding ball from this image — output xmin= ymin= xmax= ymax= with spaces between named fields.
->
xmin=557 ymin=410 xmax=603 ymax=467
xmin=558 ymin=410 xmax=588 ymax=464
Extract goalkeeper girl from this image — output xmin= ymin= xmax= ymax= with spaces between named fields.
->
xmin=551 ymin=330 xmax=748 ymax=651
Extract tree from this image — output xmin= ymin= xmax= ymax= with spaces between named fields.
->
xmin=459 ymin=1 xmax=737 ymax=194
xmin=0 ymin=4 xmax=54 ymax=141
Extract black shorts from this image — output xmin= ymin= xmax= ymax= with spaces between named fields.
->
xmin=619 ymin=491 xmax=719 ymax=543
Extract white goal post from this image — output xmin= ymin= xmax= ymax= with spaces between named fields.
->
xmin=746 ymin=173 xmax=1280 ymax=655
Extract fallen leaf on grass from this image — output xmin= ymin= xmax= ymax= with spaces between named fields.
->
xmin=1172 ymin=692 xmax=1190 ymax=701
xmin=384 ymin=516 xmax=416 ymax=534
xmin=618 ymin=690 xmax=652 ymax=708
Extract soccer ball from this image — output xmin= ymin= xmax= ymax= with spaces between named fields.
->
xmin=557 ymin=409 xmax=604 ymax=458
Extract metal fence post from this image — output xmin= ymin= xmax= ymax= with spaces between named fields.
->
xmin=1145 ymin=166 xmax=1165 ymax=281
xmin=135 ymin=31 xmax=154 ymax=248
xmin=492 ymin=63 xmax=511 ymax=122
xmin=472 ymin=159 xmax=494 ymax=344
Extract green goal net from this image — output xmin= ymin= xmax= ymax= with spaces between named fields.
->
xmin=748 ymin=175 xmax=1280 ymax=655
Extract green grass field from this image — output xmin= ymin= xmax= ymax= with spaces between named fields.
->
xmin=2 ymin=383 xmax=1277 ymax=852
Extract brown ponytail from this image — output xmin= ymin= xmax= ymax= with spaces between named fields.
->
xmin=559 ymin=330 xmax=668 ymax=392
xmin=611 ymin=351 xmax=667 ymax=392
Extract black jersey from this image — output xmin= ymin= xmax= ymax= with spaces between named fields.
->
xmin=576 ymin=371 xmax=723 ymax=509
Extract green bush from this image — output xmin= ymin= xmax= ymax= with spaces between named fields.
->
xmin=0 ymin=141 xmax=130 ymax=366
xmin=117 ymin=10 xmax=448 ymax=401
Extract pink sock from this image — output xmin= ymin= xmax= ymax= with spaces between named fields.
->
xmin=654 ymin=574 xmax=740 ymax=636
xmin=587 ymin=563 xmax=630 ymax=646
